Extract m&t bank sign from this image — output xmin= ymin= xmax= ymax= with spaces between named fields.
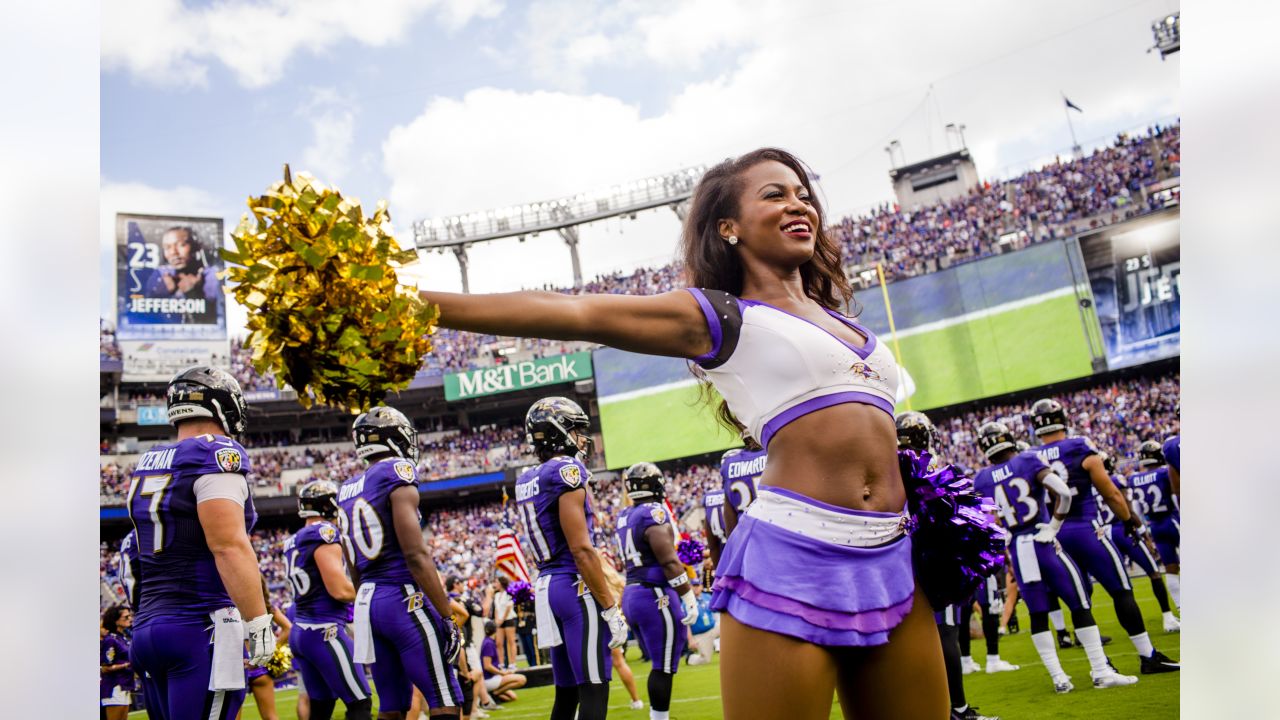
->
xmin=444 ymin=352 xmax=593 ymax=401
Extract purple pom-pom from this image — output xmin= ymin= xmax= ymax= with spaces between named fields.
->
xmin=899 ymin=449 xmax=1009 ymax=609
xmin=506 ymin=580 xmax=534 ymax=606
xmin=676 ymin=538 xmax=705 ymax=566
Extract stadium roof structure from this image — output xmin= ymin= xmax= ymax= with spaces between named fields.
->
xmin=412 ymin=164 xmax=707 ymax=291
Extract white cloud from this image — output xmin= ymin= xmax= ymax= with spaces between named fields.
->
xmin=509 ymin=0 xmax=771 ymax=91
xmin=102 ymin=0 xmax=504 ymax=88
xmin=383 ymin=0 xmax=1180 ymax=293
xmin=299 ymin=88 xmax=358 ymax=186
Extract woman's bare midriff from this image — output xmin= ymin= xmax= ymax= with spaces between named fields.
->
xmin=757 ymin=402 xmax=906 ymax=513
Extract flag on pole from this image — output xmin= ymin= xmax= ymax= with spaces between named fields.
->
xmin=495 ymin=527 xmax=532 ymax=584
xmin=1064 ymin=96 xmax=1084 ymax=113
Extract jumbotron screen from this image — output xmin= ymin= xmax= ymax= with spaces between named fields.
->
xmin=594 ymin=239 xmax=1103 ymax=469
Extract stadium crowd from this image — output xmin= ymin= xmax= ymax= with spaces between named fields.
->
xmin=145 ymin=124 xmax=1178 ymax=392
xmin=100 ymin=423 xmax=537 ymax=504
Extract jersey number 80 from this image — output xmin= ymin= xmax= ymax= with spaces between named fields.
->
xmin=336 ymin=499 xmax=384 ymax=561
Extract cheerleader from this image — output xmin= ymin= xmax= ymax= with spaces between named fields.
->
xmin=100 ymin=605 xmax=134 ymax=720
xmin=414 ymin=147 xmax=1003 ymax=719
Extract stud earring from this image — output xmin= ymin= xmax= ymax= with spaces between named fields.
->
xmin=725 ymin=235 xmax=738 ymax=246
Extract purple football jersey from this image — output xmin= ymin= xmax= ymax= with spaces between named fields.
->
xmin=720 ymin=447 xmax=767 ymax=514
xmin=703 ymin=489 xmax=727 ymax=543
xmin=972 ymin=451 xmax=1053 ymax=536
xmin=127 ymin=434 xmax=256 ymax=624
xmin=1034 ymin=436 xmax=1101 ymax=525
xmin=118 ymin=529 xmax=140 ymax=608
xmin=514 ymin=456 xmax=594 ymax=575
xmin=286 ymin=521 xmax=350 ymax=623
xmin=1126 ymin=467 xmax=1178 ymax=520
xmin=99 ymin=632 xmax=133 ymax=698
xmin=337 ymin=457 xmax=420 ymax=585
xmin=1162 ymin=435 xmax=1180 ymax=472
xmin=1095 ymin=475 xmax=1129 ymax=526
xmin=615 ymin=502 xmax=674 ymax=586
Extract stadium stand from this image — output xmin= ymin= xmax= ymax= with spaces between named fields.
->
xmin=205 ymin=124 xmax=1177 ymax=391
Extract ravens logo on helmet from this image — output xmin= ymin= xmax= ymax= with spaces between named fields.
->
xmin=526 ymin=396 xmax=592 ymax=460
xmin=1138 ymin=440 xmax=1165 ymax=468
xmin=1029 ymin=398 xmax=1068 ymax=437
xmin=352 ymin=406 xmax=419 ymax=463
xmin=895 ymin=411 xmax=936 ymax=452
xmin=978 ymin=421 xmax=1017 ymax=460
xmin=623 ymin=462 xmax=666 ymax=501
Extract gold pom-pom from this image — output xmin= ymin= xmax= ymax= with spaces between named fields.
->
xmin=223 ymin=164 xmax=439 ymax=411
xmin=265 ymin=643 xmax=293 ymax=679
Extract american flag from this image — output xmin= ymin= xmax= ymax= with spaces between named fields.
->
xmin=495 ymin=527 xmax=531 ymax=584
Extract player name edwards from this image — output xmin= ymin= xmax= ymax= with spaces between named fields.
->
xmin=445 ymin=351 xmax=594 ymax=400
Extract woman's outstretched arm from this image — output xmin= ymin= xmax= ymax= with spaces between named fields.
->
xmin=419 ymin=288 xmax=712 ymax=359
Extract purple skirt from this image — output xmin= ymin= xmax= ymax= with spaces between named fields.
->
xmin=709 ymin=487 xmax=915 ymax=646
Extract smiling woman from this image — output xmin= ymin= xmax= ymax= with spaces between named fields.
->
xmin=411 ymin=148 xmax=1001 ymax=719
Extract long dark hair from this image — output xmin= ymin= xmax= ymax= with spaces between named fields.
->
xmin=102 ymin=605 xmax=128 ymax=634
xmin=680 ymin=148 xmax=853 ymax=437
xmin=679 ymin=147 xmax=851 ymax=309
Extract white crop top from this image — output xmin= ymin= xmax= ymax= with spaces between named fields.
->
xmin=687 ymin=288 xmax=900 ymax=449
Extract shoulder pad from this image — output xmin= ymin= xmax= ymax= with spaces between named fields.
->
xmin=554 ymin=459 xmax=586 ymax=489
xmin=391 ymin=459 xmax=417 ymax=483
xmin=317 ymin=522 xmax=339 ymax=544
xmin=1074 ymin=436 xmax=1098 ymax=453
xmin=649 ymin=505 xmax=668 ymax=525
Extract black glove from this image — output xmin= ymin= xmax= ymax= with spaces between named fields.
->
xmin=443 ymin=619 xmax=463 ymax=664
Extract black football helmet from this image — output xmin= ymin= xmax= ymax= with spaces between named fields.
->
xmin=895 ymin=411 xmax=936 ymax=452
xmin=167 ymin=365 xmax=248 ymax=436
xmin=1138 ymin=440 xmax=1165 ymax=468
xmin=1030 ymin=398 xmax=1068 ymax=437
xmin=623 ymin=462 xmax=666 ymax=501
xmin=978 ymin=421 xmax=1017 ymax=460
xmin=1102 ymin=453 xmax=1117 ymax=475
xmin=297 ymin=480 xmax=340 ymax=519
xmin=1014 ymin=440 xmax=1031 ymax=452
xmin=526 ymin=396 xmax=592 ymax=459
xmin=352 ymin=406 xmax=419 ymax=463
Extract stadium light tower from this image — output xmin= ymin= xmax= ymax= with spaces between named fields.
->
xmin=1148 ymin=12 xmax=1179 ymax=59
xmin=413 ymin=165 xmax=707 ymax=290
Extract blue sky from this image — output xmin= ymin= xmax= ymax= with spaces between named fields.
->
xmin=101 ymin=0 xmax=1181 ymax=331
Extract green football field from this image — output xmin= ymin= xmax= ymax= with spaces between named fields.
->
xmin=154 ymin=582 xmax=1178 ymax=720
xmin=893 ymin=292 xmax=1096 ymax=412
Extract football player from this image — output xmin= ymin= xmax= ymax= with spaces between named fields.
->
xmin=1162 ymin=434 xmax=1180 ymax=496
xmin=514 ymin=397 xmax=626 ymax=720
xmin=1095 ymin=454 xmax=1179 ymax=632
xmin=973 ymin=421 xmax=1137 ymax=692
xmin=719 ymin=439 xmax=767 ymax=536
xmin=117 ymin=529 xmax=140 ymax=610
xmin=615 ymin=462 xmax=699 ymax=720
xmin=286 ymin=480 xmax=372 ymax=720
xmin=339 ymin=407 xmax=463 ymax=719
xmin=1130 ymin=441 xmax=1181 ymax=613
xmin=702 ymin=487 xmax=728 ymax=569
xmin=896 ymin=411 xmax=1002 ymax=720
xmin=1030 ymin=399 xmax=1179 ymax=675
xmin=126 ymin=366 xmax=273 ymax=720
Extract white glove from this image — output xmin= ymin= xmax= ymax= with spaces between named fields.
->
xmin=601 ymin=605 xmax=628 ymax=649
xmin=1033 ymin=518 xmax=1063 ymax=544
xmin=680 ymin=592 xmax=699 ymax=626
xmin=244 ymin=614 xmax=276 ymax=667
xmin=989 ymin=595 xmax=1004 ymax=616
